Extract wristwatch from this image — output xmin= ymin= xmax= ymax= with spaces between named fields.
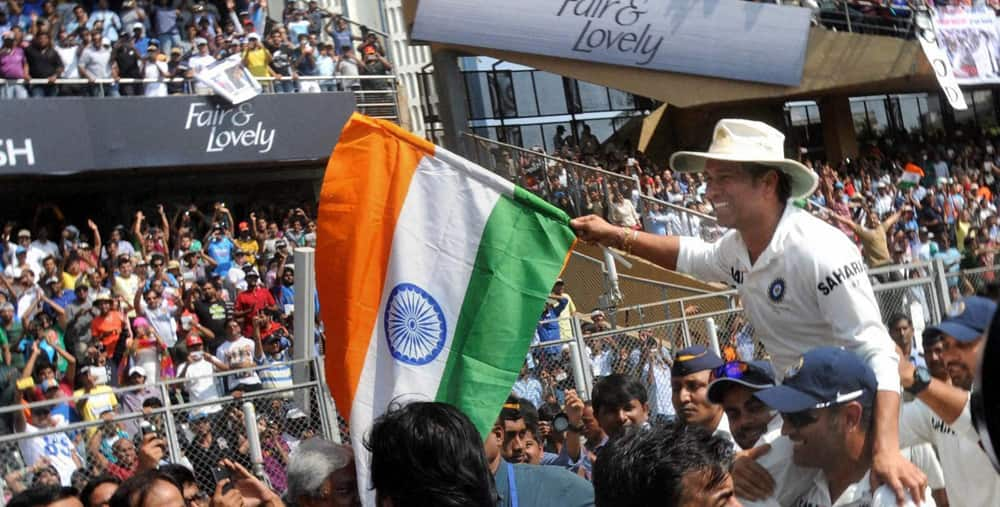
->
xmin=906 ymin=366 xmax=932 ymax=395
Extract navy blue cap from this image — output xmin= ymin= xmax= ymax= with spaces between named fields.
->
xmin=671 ymin=345 xmax=723 ymax=377
xmin=754 ymin=347 xmax=876 ymax=413
xmin=929 ymin=296 xmax=997 ymax=343
xmin=707 ymin=360 xmax=777 ymax=404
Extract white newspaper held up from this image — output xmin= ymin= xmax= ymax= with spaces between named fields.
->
xmin=194 ymin=54 xmax=263 ymax=105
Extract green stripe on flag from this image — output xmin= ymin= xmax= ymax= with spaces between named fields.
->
xmin=435 ymin=187 xmax=577 ymax=437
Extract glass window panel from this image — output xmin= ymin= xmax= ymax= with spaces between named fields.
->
xmin=974 ymin=90 xmax=997 ymax=128
xmin=921 ymin=95 xmax=943 ymax=134
xmin=807 ymin=105 xmax=821 ymax=124
xmin=898 ymin=97 xmax=922 ymax=134
xmin=788 ymin=106 xmax=809 ymax=127
xmin=465 ymin=72 xmax=493 ymax=120
xmin=609 ymin=88 xmax=635 ymax=110
xmin=534 ymin=72 xmax=569 ymax=115
xmin=490 ymin=71 xmax=517 ymax=118
xmin=865 ymin=99 xmax=889 ymax=136
xmin=541 ymin=123 xmax=572 ymax=152
xmin=519 ymin=125 xmax=544 ymax=150
xmin=512 ymin=72 xmax=539 ymax=117
xmin=583 ymin=118 xmax=614 ymax=144
xmin=850 ymin=99 xmax=870 ymax=137
xmin=577 ymin=80 xmax=611 ymax=112
xmin=954 ymin=91 xmax=976 ymax=126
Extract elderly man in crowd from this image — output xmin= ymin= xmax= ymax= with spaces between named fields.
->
xmin=285 ymin=438 xmax=360 ymax=507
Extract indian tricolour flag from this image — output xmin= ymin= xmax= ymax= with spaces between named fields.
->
xmin=899 ymin=162 xmax=925 ymax=189
xmin=315 ymin=114 xmax=576 ymax=498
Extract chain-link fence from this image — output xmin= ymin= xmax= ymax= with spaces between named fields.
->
xmin=0 ymin=357 xmax=335 ymax=500
xmin=519 ymin=259 xmax=958 ymax=407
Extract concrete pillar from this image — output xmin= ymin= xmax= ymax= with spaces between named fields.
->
xmin=819 ymin=96 xmax=859 ymax=162
xmin=430 ymin=49 xmax=470 ymax=157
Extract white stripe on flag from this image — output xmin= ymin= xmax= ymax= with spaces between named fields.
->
xmin=350 ymin=154 xmax=508 ymax=506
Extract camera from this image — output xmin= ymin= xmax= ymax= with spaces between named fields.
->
xmin=552 ymin=412 xmax=570 ymax=433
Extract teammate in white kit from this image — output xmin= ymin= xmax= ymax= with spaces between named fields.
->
xmin=754 ymin=347 xmax=935 ymax=507
xmin=571 ymin=119 xmax=925 ymax=502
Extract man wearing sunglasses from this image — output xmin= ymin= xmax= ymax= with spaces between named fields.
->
xmin=753 ymin=347 xmax=933 ymax=506
xmin=706 ymin=360 xmax=780 ymax=451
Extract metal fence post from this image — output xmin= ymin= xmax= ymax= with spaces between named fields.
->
xmin=572 ymin=314 xmax=594 ymax=401
xmin=932 ymin=258 xmax=951 ymax=320
xmin=242 ymin=401 xmax=270 ymax=485
xmin=158 ymin=382 xmax=182 ymax=464
xmin=679 ymin=303 xmax=692 ymax=348
xmin=705 ymin=317 xmax=721 ymax=358
xmin=293 ymin=247 xmax=316 ymax=414
xmin=568 ymin=337 xmax=589 ymax=402
xmin=632 ymin=174 xmax=644 ymax=216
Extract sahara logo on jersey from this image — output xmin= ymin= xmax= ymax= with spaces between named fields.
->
xmin=817 ymin=261 xmax=866 ymax=296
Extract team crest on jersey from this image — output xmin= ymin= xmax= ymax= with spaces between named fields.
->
xmin=768 ymin=278 xmax=786 ymax=303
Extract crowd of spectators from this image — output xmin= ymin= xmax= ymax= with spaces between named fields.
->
xmin=0 ymin=0 xmax=393 ymax=98
xmin=0 ymin=201 xmax=326 ymax=501
xmin=492 ymin=125 xmax=1000 ymax=298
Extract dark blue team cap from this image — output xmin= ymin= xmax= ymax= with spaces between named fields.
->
xmin=671 ymin=345 xmax=723 ymax=377
xmin=930 ymin=296 xmax=997 ymax=343
xmin=754 ymin=347 xmax=876 ymax=413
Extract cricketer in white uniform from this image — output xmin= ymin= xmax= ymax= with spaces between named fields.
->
xmin=571 ymin=119 xmax=921 ymax=500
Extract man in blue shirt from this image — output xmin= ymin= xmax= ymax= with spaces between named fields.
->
xmin=535 ymin=294 xmax=568 ymax=358
xmin=205 ymin=225 xmax=235 ymax=276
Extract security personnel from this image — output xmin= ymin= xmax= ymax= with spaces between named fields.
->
xmin=754 ymin=347 xmax=934 ymax=506
xmin=571 ymin=119 xmax=922 ymax=500
xmin=670 ymin=346 xmax=728 ymax=439
xmin=485 ymin=397 xmax=595 ymax=507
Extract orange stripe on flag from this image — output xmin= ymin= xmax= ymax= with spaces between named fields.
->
xmin=315 ymin=113 xmax=434 ymax=423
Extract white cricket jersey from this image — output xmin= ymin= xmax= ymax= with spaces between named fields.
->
xmin=900 ymin=397 xmax=1000 ymax=507
xmin=677 ymin=204 xmax=900 ymax=392
xmin=791 ymin=470 xmax=935 ymax=507
xmin=19 ymin=423 xmax=76 ymax=487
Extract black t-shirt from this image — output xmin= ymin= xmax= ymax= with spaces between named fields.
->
xmin=184 ymin=438 xmax=232 ymax=491
xmin=270 ymin=45 xmax=292 ymax=76
xmin=24 ymin=44 xmax=63 ymax=79
xmin=114 ymin=45 xmax=142 ymax=78
xmin=195 ymin=299 xmax=229 ymax=352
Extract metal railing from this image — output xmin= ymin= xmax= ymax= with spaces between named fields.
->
xmin=816 ymin=0 xmax=916 ymax=38
xmin=1 ymin=74 xmax=400 ymax=120
xmin=463 ymin=132 xmax=721 ymax=239
xmin=520 ymin=258 xmax=953 ymax=417
xmin=0 ymin=356 xmax=337 ymax=498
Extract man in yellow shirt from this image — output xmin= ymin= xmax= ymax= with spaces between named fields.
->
xmin=234 ymin=222 xmax=260 ymax=270
xmin=241 ymin=32 xmax=273 ymax=88
xmin=74 ymin=365 xmax=119 ymax=437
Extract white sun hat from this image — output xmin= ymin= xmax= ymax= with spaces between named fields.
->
xmin=669 ymin=119 xmax=818 ymax=200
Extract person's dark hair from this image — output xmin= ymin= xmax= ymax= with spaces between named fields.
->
xmin=592 ymin=374 xmax=647 ymax=416
xmin=81 ymin=475 xmax=122 ymax=507
xmin=364 ymin=401 xmax=495 ymax=507
xmin=8 ymin=485 xmax=78 ymax=507
xmin=109 ymin=469 xmax=182 ymax=507
xmin=887 ymin=313 xmax=911 ymax=329
xmin=745 ymin=163 xmax=792 ymax=202
xmin=158 ymin=464 xmax=197 ymax=489
xmin=593 ymin=421 xmax=735 ymax=507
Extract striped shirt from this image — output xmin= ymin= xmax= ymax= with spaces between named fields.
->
xmin=257 ymin=350 xmax=293 ymax=398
